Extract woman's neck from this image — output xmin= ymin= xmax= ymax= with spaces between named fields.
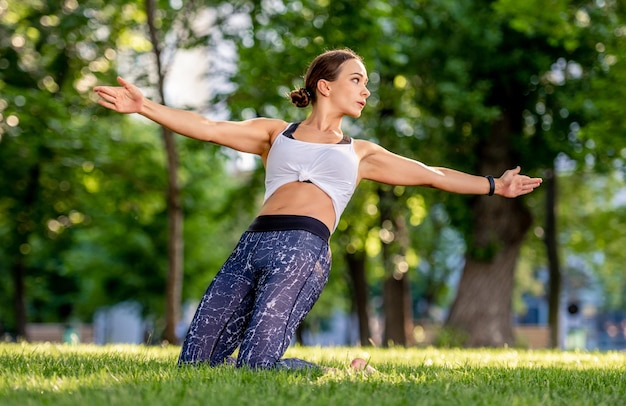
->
xmin=301 ymin=110 xmax=343 ymax=135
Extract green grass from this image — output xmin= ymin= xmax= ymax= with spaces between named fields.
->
xmin=1 ymin=343 xmax=625 ymax=406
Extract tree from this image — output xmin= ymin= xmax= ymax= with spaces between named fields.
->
xmin=403 ymin=0 xmax=626 ymax=347
xmin=78 ymin=0 xmax=234 ymax=343
xmin=177 ymin=0 xmax=626 ymax=348
xmin=0 ymin=0 xmax=140 ymax=337
xmin=141 ymin=0 xmax=186 ymax=345
xmin=0 ymin=0 xmax=246 ymax=342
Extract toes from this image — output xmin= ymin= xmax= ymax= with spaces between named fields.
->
xmin=350 ymin=357 xmax=377 ymax=374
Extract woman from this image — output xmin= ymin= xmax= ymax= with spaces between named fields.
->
xmin=94 ymin=48 xmax=542 ymax=371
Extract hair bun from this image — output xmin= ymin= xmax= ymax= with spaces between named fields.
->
xmin=289 ymin=87 xmax=311 ymax=108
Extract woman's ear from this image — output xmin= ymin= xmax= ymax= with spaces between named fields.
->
xmin=317 ymin=79 xmax=331 ymax=97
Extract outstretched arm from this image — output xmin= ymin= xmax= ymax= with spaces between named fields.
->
xmin=93 ymin=77 xmax=283 ymax=156
xmin=356 ymin=140 xmax=542 ymax=198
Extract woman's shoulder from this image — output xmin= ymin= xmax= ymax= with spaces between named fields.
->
xmin=353 ymin=138 xmax=384 ymax=157
xmin=245 ymin=117 xmax=288 ymax=130
xmin=245 ymin=117 xmax=290 ymax=139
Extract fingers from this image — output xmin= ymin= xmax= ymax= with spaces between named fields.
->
xmin=92 ymin=77 xmax=130 ymax=95
xmin=504 ymin=167 xmax=541 ymax=186
xmin=94 ymin=87 xmax=117 ymax=100
xmin=499 ymin=171 xmax=542 ymax=197
xmin=522 ymin=177 xmax=542 ymax=188
xmin=95 ymin=89 xmax=119 ymax=108
xmin=117 ymin=76 xmax=129 ymax=87
xmin=501 ymin=166 xmax=521 ymax=178
xmin=516 ymin=178 xmax=542 ymax=196
xmin=93 ymin=86 xmax=122 ymax=111
xmin=97 ymin=99 xmax=115 ymax=110
xmin=93 ymin=86 xmax=120 ymax=102
xmin=94 ymin=90 xmax=119 ymax=108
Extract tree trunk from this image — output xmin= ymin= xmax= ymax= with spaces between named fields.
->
xmin=146 ymin=0 xmax=183 ymax=344
xmin=446 ymin=110 xmax=532 ymax=347
xmin=12 ymin=258 xmax=27 ymax=340
xmin=446 ymin=241 xmax=526 ymax=347
xmin=544 ymin=168 xmax=561 ymax=348
xmin=383 ymin=274 xmax=414 ymax=346
xmin=346 ymin=251 xmax=371 ymax=346
xmin=163 ymin=127 xmax=184 ymax=344
xmin=446 ymin=194 xmax=532 ymax=346
xmin=379 ymin=188 xmax=415 ymax=347
xmin=12 ymin=163 xmax=41 ymax=341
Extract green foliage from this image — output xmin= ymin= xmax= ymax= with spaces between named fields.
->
xmin=0 ymin=0 xmax=150 ymax=328
xmin=556 ymin=170 xmax=626 ymax=310
xmin=411 ymin=204 xmax=466 ymax=316
xmin=2 ymin=0 xmax=626 ymax=340
xmin=1 ymin=343 xmax=626 ymax=405
xmin=210 ymin=0 xmax=626 ymax=326
xmin=0 ymin=0 xmax=248 ymax=332
xmin=516 ymin=166 xmax=626 ymax=314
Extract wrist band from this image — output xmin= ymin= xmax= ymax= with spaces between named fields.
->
xmin=485 ymin=175 xmax=495 ymax=196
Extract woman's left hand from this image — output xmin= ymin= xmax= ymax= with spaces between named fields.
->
xmin=497 ymin=166 xmax=542 ymax=198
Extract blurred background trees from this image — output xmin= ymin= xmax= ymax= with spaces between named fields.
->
xmin=1 ymin=0 xmax=625 ymax=348
xmin=0 ymin=0 xmax=245 ymax=342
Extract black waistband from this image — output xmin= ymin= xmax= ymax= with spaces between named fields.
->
xmin=247 ymin=215 xmax=331 ymax=242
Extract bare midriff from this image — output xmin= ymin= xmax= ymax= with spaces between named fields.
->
xmin=257 ymin=181 xmax=336 ymax=232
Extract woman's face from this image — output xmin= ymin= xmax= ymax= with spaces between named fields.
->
xmin=325 ymin=59 xmax=371 ymax=118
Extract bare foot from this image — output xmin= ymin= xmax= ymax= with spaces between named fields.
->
xmin=321 ymin=366 xmax=340 ymax=375
xmin=350 ymin=357 xmax=377 ymax=374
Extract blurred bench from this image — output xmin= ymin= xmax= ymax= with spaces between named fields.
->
xmin=515 ymin=325 xmax=550 ymax=348
xmin=25 ymin=323 xmax=94 ymax=343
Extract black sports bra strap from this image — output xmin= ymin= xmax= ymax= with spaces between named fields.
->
xmin=283 ymin=122 xmax=302 ymax=139
xmin=283 ymin=121 xmax=351 ymax=144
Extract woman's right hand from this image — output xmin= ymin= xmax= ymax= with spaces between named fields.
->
xmin=93 ymin=76 xmax=144 ymax=114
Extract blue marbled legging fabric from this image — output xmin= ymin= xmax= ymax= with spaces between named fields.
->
xmin=178 ymin=229 xmax=331 ymax=369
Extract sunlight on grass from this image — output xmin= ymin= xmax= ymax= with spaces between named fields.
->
xmin=291 ymin=345 xmax=624 ymax=371
xmin=1 ymin=343 xmax=625 ymax=406
xmin=2 ymin=343 xmax=179 ymax=396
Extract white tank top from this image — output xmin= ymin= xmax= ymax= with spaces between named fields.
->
xmin=264 ymin=122 xmax=359 ymax=231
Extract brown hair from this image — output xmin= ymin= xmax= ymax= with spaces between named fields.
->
xmin=290 ymin=48 xmax=363 ymax=108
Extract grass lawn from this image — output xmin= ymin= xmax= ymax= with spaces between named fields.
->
xmin=1 ymin=343 xmax=625 ymax=406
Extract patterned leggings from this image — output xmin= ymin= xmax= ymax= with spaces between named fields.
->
xmin=178 ymin=218 xmax=331 ymax=370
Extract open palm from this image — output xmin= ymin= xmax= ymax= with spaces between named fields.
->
xmin=499 ymin=166 xmax=542 ymax=198
xmin=93 ymin=77 xmax=143 ymax=114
